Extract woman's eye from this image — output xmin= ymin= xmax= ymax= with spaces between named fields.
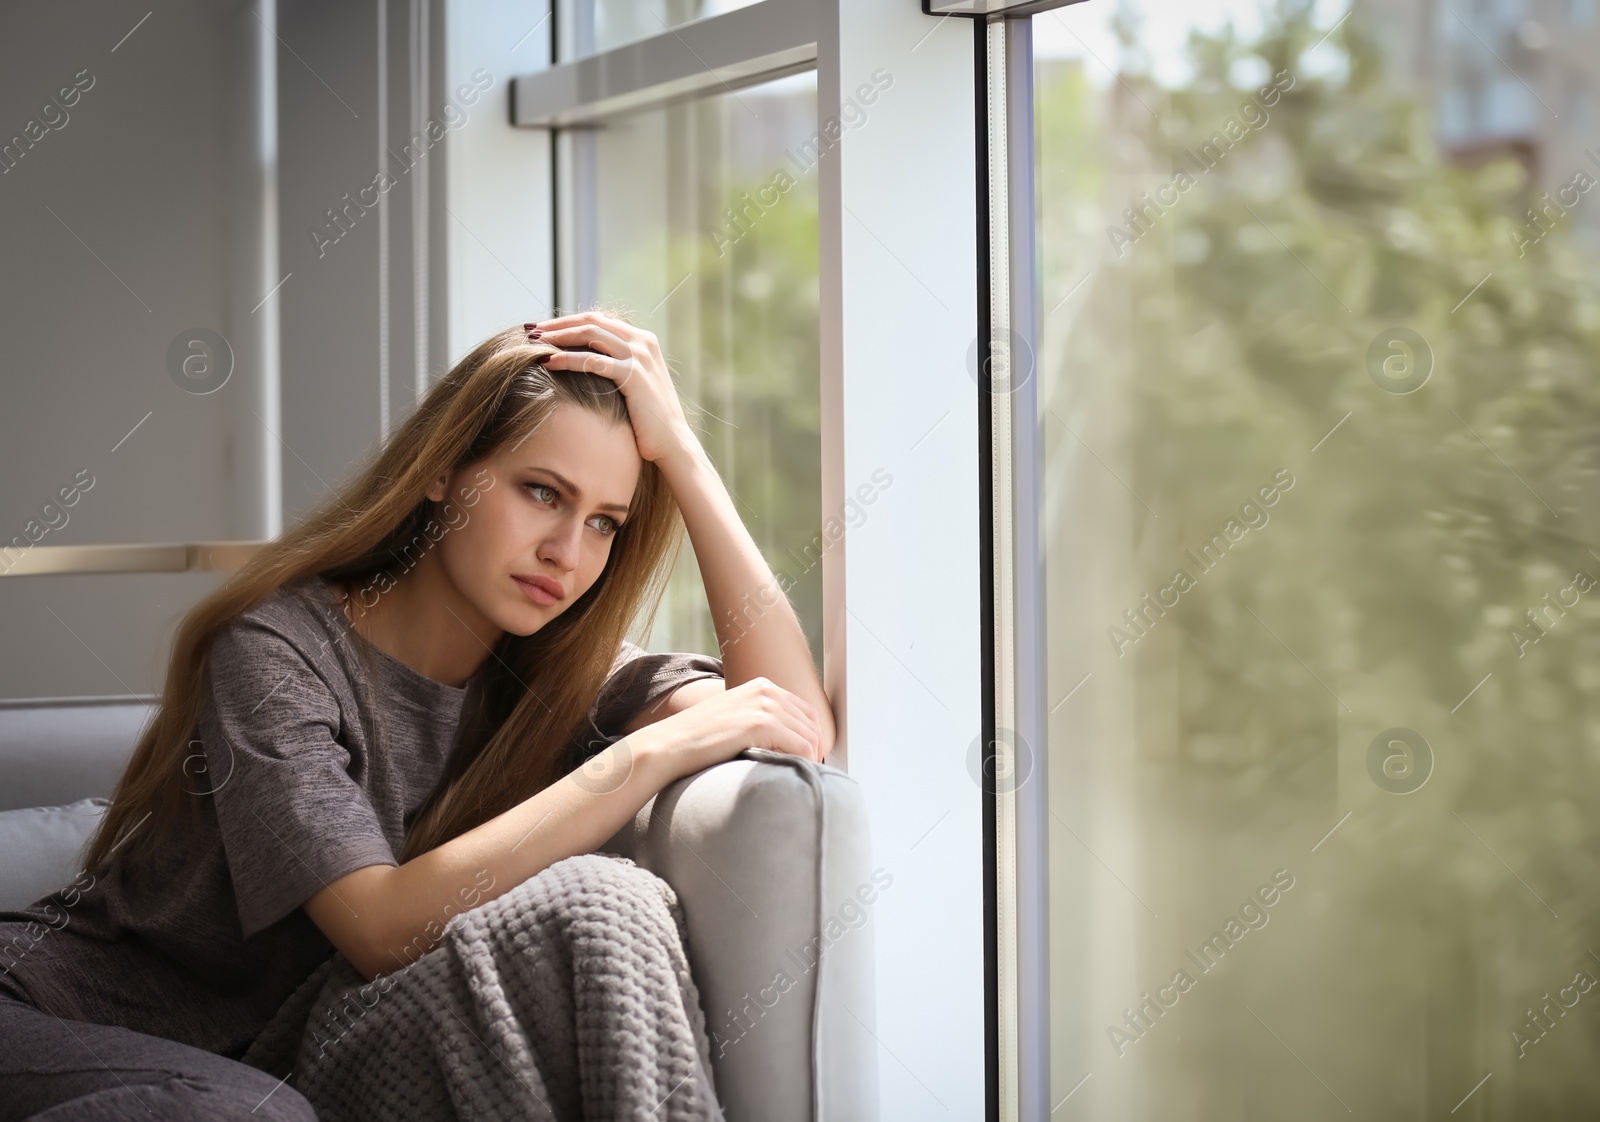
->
xmin=528 ymin=482 xmax=620 ymax=536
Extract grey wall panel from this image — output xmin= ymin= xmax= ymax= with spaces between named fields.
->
xmin=0 ymin=0 xmax=242 ymax=698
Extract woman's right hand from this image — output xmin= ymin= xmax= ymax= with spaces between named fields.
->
xmin=638 ymin=676 xmax=823 ymax=783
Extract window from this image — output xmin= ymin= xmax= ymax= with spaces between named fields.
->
xmin=562 ymin=71 xmax=822 ymax=660
xmin=556 ymin=0 xmax=766 ymax=59
xmin=1036 ymin=1 xmax=1600 ymax=1113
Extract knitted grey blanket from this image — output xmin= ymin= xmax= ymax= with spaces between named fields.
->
xmin=241 ymin=853 xmax=726 ymax=1121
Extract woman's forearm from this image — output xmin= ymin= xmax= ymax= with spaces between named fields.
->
xmin=655 ymin=437 xmax=838 ymax=756
xmin=362 ymin=730 xmax=676 ymax=978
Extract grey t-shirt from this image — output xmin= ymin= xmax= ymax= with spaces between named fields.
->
xmin=0 ymin=575 xmax=723 ymax=1059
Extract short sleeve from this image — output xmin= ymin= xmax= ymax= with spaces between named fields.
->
xmin=198 ymin=616 xmax=398 ymax=940
xmin=567 ymin=640 xmax=725 ymax=770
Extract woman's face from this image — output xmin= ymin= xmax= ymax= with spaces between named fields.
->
xmin=426 ymin=401 xmax=642 ymax=636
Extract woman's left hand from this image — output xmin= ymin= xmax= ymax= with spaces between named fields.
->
xmin=529 ymin=312 xmax=697 ymax=464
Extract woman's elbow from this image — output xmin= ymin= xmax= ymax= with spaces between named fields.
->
xmin=303 ymin=864 xmax=408 ymax=983
xmin=817 ymin=721 xmax=838 ymax=764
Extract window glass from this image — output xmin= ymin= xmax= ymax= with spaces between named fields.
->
xmin=1036 ymin=1 xmax=1600 ymax=1114
xmin=582 ymin=71 xmax=821 ymax=662
xmin=557 ymin=0 xmax=764 ymax=59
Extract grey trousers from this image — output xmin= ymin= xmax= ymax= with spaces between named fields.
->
xmin=0 ymin=990 xmax=318 ymax=1121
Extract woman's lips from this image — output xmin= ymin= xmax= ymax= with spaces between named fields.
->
xmin=513 ymin=575 xmax=562 ymax=606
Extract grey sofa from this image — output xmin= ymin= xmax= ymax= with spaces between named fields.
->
xmin=0 ymin=694 xmax=879 ymax=1121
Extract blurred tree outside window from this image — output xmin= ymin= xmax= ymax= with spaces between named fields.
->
xmin=1038 ymin=1 xmax=1600 ymax=1115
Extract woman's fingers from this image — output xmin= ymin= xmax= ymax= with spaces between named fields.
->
xmin=530 ymin=310 xmax=618 ymax=331
xmin=723 ymin=677 xmax=817 ymax=756
xmin=539 ymin=351 xmax=646 ymax=393
xmin=531 ymin=314 xmax=653 ymax=356
xmin=526 ymin=313 xmax=690 ymax=465
xmin=537 ymin=349 xmax=631 ymax=379
xmin=776 ymin=696 xmax=820 ymax=750
xmin=775 ymin=723 xmax=821 ymax=763
xmin=761 ymin=706 xmax=819 ymax=762
xmin=754 ymin=684 xmax=822 ymax=761
xmin=532 ymin=315 xmax=666 ymax=374
xmin=733 ymin=677 xmax=813 ymax=724
xmin=535 ymin=321 xmax=632 ymax=358
xmin=776 ymin=690 xmax=821 ymax=737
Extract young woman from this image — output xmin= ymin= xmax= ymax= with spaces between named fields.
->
xmin=0 ymin=313 xmax=833 ymax=1120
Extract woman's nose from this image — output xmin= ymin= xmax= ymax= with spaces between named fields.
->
xmin=538 ymin=519 xmax=582 ymax=570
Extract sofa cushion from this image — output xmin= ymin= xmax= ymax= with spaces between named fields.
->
xmin=0 ymin=797 xmax=110 ymax=912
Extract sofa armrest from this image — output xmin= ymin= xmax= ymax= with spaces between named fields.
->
xmin=599 ymin=748 xmax=880 ymax=1122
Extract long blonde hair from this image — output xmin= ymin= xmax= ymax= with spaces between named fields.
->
xmin=80 ymin=319 xmax=687 ymax=874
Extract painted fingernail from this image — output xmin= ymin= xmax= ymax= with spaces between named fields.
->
xmin=530 ymin=330 xmax=542 ymax=340
xmin=524 ymin=322 xmax=538 ymax=332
